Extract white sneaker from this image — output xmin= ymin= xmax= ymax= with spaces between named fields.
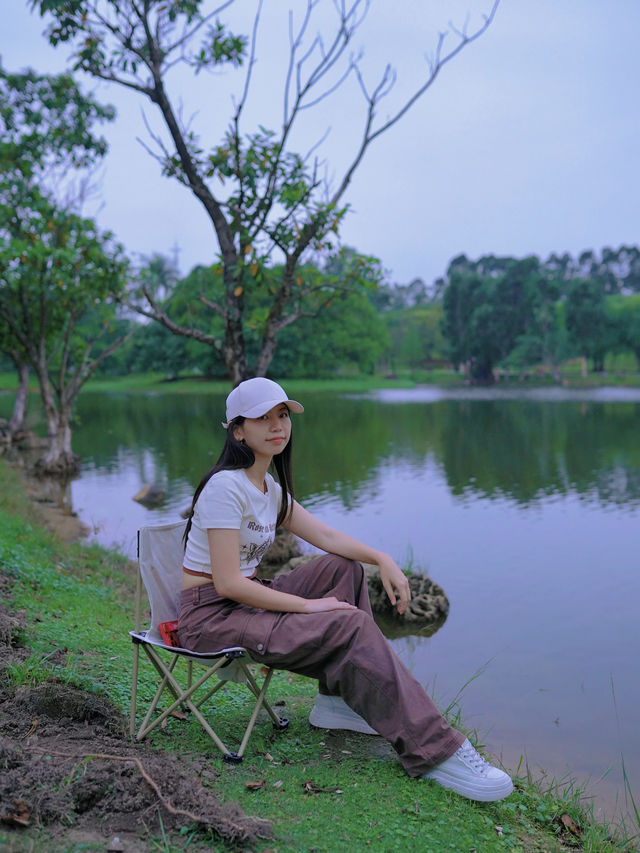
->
xmin=422 ymin=738 xmax=514 ymax=802
xmin=309 ymin=694 xmax=378 ymax=735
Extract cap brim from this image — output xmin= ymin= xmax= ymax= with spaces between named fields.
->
xmin=221 ymin=398 xmax=304 ymax=428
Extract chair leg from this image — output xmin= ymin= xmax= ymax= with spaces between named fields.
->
xmin=192 ymin=678 xmax=227 ymax=709
xmin=129 ymin=642 xmax=140 ymax=737
xmin=236 ymin=667 xmax=275 ymax=758
xmin=241 ymin=665 xmax=283 ymax=727
xmin=136 ymin=653 xmax=180 ymax=738
xmin=136 ymin=648 xmax=233 ymax=758
xmin=132 ymin=644 xmax=288 ymax=762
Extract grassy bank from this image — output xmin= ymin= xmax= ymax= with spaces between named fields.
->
xmin=0 ymin=461 xmax=637 ymax=852
xmin=2 ymin=359 xmax=640 ymax=399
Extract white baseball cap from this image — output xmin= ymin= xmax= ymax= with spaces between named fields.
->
xmin=222 ymin=378 xmax=304 ymax=427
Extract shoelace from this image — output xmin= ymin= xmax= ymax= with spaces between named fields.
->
xmin=458 ymin=742 xmax=491 ymax=775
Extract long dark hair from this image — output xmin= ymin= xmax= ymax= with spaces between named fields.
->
xmin=183 ymin=415 xmax=295 ymax=547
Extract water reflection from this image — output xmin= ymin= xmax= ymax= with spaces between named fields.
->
xmin=294 ymin=394 xmax=640 ymax=510
xmin=4 ymin=387 xmax=639 ymax=518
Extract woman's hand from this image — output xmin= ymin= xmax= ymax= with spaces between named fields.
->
xmin=378 ymin=555 xmax=411 ymax=615
xmin=302 ymin=597 xmax=359 ymax=614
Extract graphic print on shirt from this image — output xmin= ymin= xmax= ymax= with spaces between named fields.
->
xmin=240 ymin=539 xmax=273 ymax=566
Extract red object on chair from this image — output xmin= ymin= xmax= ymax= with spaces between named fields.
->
xmin=158 ymin=620 xmax=179 ymax=647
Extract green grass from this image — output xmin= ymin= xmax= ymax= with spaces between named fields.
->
xmin=0 ymin=460 xmax=638 ymax=852
xmin=1 ymin=359 xmax=640 ymax=400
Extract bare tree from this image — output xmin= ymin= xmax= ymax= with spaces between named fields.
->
xmin=32 ymin=0 xmax=500 ymax=383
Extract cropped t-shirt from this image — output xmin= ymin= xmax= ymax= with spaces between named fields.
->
xmin=183 ymin=469 xmax=282 ymax=577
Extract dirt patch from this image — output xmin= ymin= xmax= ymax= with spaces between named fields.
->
xmin=2 ymin=451 xmax=91 ymax=544
xmin=0 ymin=687 xmax=272 ymax=851
xmin=0 ymin=596 xmax=271 ymax=851
xmin=21 ymin=473 xmax=91 ymax=544
xmin=34 ymin=502 xmax=91 ymax=544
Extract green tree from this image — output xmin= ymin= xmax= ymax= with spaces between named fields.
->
xmin=565 ymin=278 xmax=615 ymax=373
xmin=0 ymin=62 xmax=115 ymax=440
xmin=505 ymin=261 xmax=569 ymax=380
xmin=271 ymin=289 xmax=389 ymax=378
xmin=32 ymin=0 xmax=499 ymax=383
xmin=607 ymin=293 xmax=640 ymax=370
xmin=384 ymin=304 xmax=446 ymax=372
xmin=125 ymin=320 xmax=201 ymax=378
xmin=127 ymin=248 xmax=387 ymax=379
xmin=0 ymin=188 xmax=129 ymax=472
xmin=441 ymin=257 xmax=535 ymax=381
xmin=0 ymin=64 xmax=129 ymax=472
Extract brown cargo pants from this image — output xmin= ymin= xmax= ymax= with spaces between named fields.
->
xmin=178 ymin=554 xmax=463 ymax=776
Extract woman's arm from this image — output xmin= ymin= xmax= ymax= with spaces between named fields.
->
xmin=208 ymin=529 xmax=357 ymax=614
xmin=283 ymin=501 xmax=411 ymax=614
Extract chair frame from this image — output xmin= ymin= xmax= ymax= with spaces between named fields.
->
xmin=129 ymin=524 xmax=289 ymax=763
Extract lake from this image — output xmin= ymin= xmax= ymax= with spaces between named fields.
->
xmin=2 ymin=384 xmax=639 ymax=827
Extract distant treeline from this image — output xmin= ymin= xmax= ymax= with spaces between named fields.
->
xmin=2 ymin=244 xmax=638 ymax=383
xmin=438 ymin=246 xmax=640 ymax=381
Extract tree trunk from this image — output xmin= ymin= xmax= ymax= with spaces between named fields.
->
xmin=580 ymin=356 xmax=588 ymax=378
xmin=222 ymin=338 xmax=250 ymax=385
xmin=8 ymin=360 xmax=29 ymax=435
xmin=35 ymin=378 xmax=80 ymax=475
xmin=254 ymin=332 xmax=278 ymax=379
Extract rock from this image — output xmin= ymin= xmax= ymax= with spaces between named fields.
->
xmin=362 ymin=564 xmax=449 ymax=639
xmin=132 ymin=484 xmax=166 ymax=507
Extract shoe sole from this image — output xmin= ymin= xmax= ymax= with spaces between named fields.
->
xmin=308 ymin=707 xmax=378 ymax=735
xmin=424 ymin=772 xmax=514 ymax=802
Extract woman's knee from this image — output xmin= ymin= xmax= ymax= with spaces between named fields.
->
xmin=321 ymin=553 xmax=365 ymax=582
xmin=322 ymin=607 xmax=371 ymax=645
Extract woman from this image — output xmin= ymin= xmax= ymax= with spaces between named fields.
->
xmin=178 ymin=377 xmax=513 ymax=801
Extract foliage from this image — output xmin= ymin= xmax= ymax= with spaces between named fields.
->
xmin=371 ymin=277 xmax=439 ymax=312
xmin=30 ymin=0 xmax=499 ymax=382
xmin=606 ymin=293 xmax=640 ymax=369
xmin=565 ymin=278 xmax=616 ymax=372
xmin=438 ymin=249 xmax=640 ymax=381
xmin=270 ymin=290 xmax=389 ymax=378
xmin=383 ymin=304 xmax=447 ymax=371
xmin=441 ymin=258 xmax=535 ymax=380
xmin=0 ymin=61 xmax=114 ymax=178
xmin=0 ymin=62 xmax=130 ymax=470
xmin=118 ymin=248 xmax=388 ymax=379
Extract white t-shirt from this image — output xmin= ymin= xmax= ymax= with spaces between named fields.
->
xmin=183 ymin=468 xmax=282 ymax=577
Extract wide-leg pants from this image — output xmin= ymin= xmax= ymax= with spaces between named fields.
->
xmin=178 ymin=554 xmax=463 ymax=776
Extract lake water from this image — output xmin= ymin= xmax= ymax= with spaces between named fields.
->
xmin=2 ymin=385 xmax=639 ymax=828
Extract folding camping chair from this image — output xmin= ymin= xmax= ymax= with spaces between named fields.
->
xmin=129 ymin=520 xmax=289 ymax=763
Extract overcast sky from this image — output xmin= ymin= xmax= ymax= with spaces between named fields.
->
xmin=3 ymin=1 xmax=640 ymax=285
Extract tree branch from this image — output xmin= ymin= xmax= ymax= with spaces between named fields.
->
xmin=330 ymin=0 xmax=500 ymax=208
xmin=166 ymin=0 xmax=237 ymax=54
xmin=199 ymin=293 xmax=226 ymax=318
xmin=122 ymin=289 xmax=223 ymax=350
